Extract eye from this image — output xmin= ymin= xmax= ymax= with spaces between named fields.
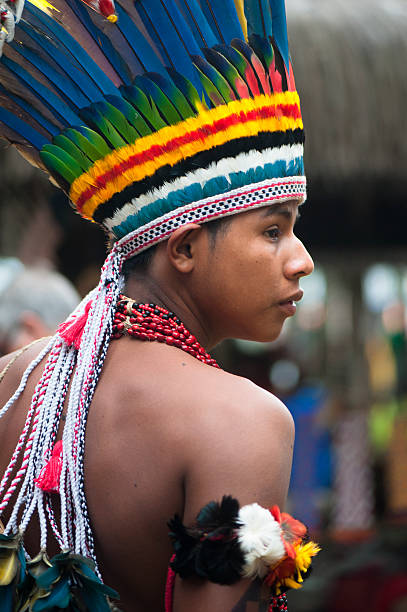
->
xmin=265 ymin=226 xmax=281 ymax=241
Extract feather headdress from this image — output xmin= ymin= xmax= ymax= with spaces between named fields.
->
xmin=0 ymin=0 xmax=305 ymax=252
xmin=0 ymin=2 xmax=307 ymax=606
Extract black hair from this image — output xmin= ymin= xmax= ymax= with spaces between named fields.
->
xmin=122 ymin=215 xmax=232 ymax=280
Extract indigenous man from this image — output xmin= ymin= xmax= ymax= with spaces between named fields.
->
xmin=0 ymin=0 xmax=319 ymax=609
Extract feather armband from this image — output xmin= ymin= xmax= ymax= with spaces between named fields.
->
xmin=168 ymin=496 xmax=320 ymax=595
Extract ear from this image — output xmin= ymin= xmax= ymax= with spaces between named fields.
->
xmin=166 ymin=223 xmax=203 ymax=273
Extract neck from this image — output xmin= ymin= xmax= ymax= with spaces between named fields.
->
xmin=124 ymin=274 xmax=215 ymax=350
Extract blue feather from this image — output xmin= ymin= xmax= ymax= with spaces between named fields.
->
xmin=115 ymin=4 xmax=166 ymax=77
xmin=0 ymin=86 xmax=59 ymax=136
xmin=269 ymin=0 xmax=289 ymax=68
xmin=0 ymin=107 xmax=48 ymax=148
xmin=244 ymin=0 xmax=272 ymax=38
xmin=0 ymin=584 xmax=13 ymax=612
xmin=16 ymin=21 xmax=100 ymax=104
xmin=68 ymin=0 xmax=133 ymax=84
xmin=1 ymin=56 xmax=82 ymax=126
xmin=32 ymin=577 xmax=71 ymax=611
xmin=199 ymin=0 xmax=244 ymax=44
xmin=22 ymin=3 xmax=118 ymax=98
xmin=10 ymin=35 xmax=90 ymax=108
xmin=135 ymin=0 xmax=202 ymax=89
xmin=175 ymin=0 xmax=218 ymax=47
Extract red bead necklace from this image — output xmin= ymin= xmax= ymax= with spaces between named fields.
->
xmin=112 ymin=295 xmax=219 ymax=368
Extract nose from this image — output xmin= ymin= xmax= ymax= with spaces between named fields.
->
xmin=284 ymin=236 xmax=314 ymax=280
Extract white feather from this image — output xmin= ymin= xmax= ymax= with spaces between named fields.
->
xmin=237 ymin=503 xmax=285 ymax=579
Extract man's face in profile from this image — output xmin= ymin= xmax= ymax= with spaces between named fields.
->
xmin=193 ymin=201 xmax=313 ymax=344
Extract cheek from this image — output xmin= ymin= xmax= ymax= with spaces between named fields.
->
xmin=207 ymin=251 xmax=275 ymax=312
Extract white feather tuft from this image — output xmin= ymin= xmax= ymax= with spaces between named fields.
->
xmin=237 ymin=503 xmax=285 ymax=579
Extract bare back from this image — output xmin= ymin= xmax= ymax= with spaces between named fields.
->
xmin=0 ymin=337 xmax=294 ymax=611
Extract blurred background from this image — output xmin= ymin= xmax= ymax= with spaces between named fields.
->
xmin=1 ymin=0 xmax=407 ymax=609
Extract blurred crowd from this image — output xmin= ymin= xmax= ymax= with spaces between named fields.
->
xmin=0 ymin=258 xmax=79 ymax=357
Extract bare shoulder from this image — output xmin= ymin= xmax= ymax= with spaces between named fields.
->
xmin=165 ymin=351 xmax=294 ymax=441
xmin=104 ymin=343 xmax=296 ymax=519
xmin=101 ymin=339 xmax=293 ymax=440
xmin=94 ymin=341 xmax=294 ymax=515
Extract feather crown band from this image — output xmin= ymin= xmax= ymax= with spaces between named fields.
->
xmin=0 ymin=0 xmax=305 ymax=245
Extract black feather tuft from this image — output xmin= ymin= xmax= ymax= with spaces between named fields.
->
xmin=196 ymin=495 xmax=240 ymax=531
xmin=168 ymin=496 xmax=244 ymax=585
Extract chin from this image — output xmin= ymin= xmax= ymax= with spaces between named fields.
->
xmin=240 ymin=325 xmax=283 ymax=343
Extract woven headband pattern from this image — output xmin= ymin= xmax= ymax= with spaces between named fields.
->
xmin=116 ymin=176 xmax=306 ymax=257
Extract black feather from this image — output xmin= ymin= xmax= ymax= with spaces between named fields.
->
xmin=168 ymin=496 xmax=244 ymax=585
xmin=196 ymin=495 xmax=240 ymax=531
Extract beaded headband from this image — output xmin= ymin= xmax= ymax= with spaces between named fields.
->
xmin=0 ymin=0 xmax=305 ymax=256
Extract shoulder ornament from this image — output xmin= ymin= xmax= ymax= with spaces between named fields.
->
xmin=168 ymin=496 xmax=320 ymax=595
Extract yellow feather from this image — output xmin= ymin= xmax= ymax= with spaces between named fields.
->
xmin=0 ymin=550 xmax=18 ymax=586
xmin=233 ymin=0 xmax=248 ymax=40
xmin=282 ymin=577 xmax=302 ymax=590
xmin=294 ymin=541 xmax=321 ymax=574
xmin=28 ymin=0 xmax=59 ymax=15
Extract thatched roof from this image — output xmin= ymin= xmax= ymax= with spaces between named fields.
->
xmin=287 ymin=0 xmax=407 ymax=181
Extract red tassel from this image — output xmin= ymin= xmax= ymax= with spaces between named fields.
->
xmin=34 ymin=441 xmax=63 ymax=493
xmin=58 ymin=300 xmax=91 ymax=349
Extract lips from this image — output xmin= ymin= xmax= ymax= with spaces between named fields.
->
xmin=278 ymin=290 xmax=303 ymax=316
xmin=279 ymin=290 xmax=304 ymax=306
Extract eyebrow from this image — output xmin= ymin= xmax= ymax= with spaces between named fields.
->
xmin=261 ymin=204 xmax=301 ymax=221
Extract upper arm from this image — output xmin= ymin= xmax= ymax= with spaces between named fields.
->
xmin=174 ymin=577 xmax=270 ymax=612
xmin=184 ymin=379 xmax=294 ymax=519
xmin=173 ymin=378 xmax=295 ymax=611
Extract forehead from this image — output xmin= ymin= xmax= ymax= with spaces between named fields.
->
xmin=229 ymin=200 xmax=300 ymax=227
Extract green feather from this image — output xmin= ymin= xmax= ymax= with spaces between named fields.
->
xmin=249 ymin=34 xmax=274 ymax=72
xmin=72 ymin=126 xmax=111 ymax=159
xmin=53 ymin=134 xmax=92 ymax=172
xmin=92 ymin=101 xmax=139 ymax=144
xmin=192 ymin=55 xmax=235 ymax=105
xmin=105 ymin=95 xmax=152 ymax=137
xmin=40 ymin=144 xmax=83 ymax=178
xmin=214 ymin=43 xmax=261 ymax=97
xmin=146 ymin=73 xmax=195 ymax=120
xmin=40 ymin=149 xmax=81 ymax=184
xmin=202 ymin=48 xmax=250 ymax=99
xmin=135 ymin=75 xmax=182 ymax=126
xmin=166 ymin=68 xmax=205 ymax=112
xmin=80 ymin=108 xmax=126 ymax=150
xmin=120 ymin=85 xmax=166 ymax=131
xmin=193 ymin=68 xmax=227 ymax=106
